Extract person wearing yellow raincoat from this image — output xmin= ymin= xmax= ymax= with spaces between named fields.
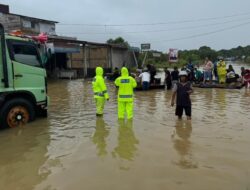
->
xmin=92 ymin=67 xmax=109 ymax=116
xmin=115 ymin=67 xmax=137 ymax=119
xmin=217 ymin=59 xmax=227 ymax=84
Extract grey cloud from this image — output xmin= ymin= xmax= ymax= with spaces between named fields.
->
xmin=1 ymin=0 xmax=250 ymax=51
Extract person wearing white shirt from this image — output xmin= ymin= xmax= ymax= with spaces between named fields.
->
xmin=139 ymin=70 xmax=151 ymax=90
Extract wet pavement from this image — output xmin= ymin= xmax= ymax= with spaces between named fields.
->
xmin=0 ymin=64 xmax=250 ymax=190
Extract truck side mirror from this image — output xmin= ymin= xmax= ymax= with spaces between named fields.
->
xmin=39 ymin=44 xmax=53 ymax=66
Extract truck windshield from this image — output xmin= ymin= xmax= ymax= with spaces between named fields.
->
xmin=8 ymin=41 xmax=42 ymax=67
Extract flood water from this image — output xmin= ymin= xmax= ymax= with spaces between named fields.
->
xmin=0 ymin=63 xmax=250 ymax=190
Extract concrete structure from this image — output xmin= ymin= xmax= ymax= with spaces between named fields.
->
xmin=0 ymin=3 xmax=139 ymax=79
xmin=47 ymin=36 xmax=139 ymax=78
xmin=0 ymin=4 xmax=57 ymax=35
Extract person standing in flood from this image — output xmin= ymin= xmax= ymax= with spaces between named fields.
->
xmin=115 ymin=67 xmax=137 ymax=119
xmin=171 ymin=71 xmax=193 ymax=120
xmin=203 ymin=57 xmax=213 ymax=84
xmin=92 ymin=67 xmax=109 ymax=116
xmin=171 ymin=66 xmax=179 ymax=87
xmin=164 ymin=67 xmax=172 ymax=90
xmin=217 ymin=59 xmax=227 ymax=84
xmin=139 ymin=69 xmax=150 ymax=90
xmin=146 ymin=64 xmax=157 ymax=84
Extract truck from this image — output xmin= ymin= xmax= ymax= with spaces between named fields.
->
xmin=0 ymin=23 xmax=48 ymax=128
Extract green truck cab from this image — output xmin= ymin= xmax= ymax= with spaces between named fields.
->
xmin=0 ymin=24 xmax=48 ymax=128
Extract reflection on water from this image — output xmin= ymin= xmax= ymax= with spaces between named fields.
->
xmin=92 ymin=118 xmax=110 ymax=157
xmin=112 ymin=119 xmax=139 ymax=161
xmin=0 ymin=119 xmax=50 ymax=190
xmin=172 ymin=120 xmax=197 ymax=169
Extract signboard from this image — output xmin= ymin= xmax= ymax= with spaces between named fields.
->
xmin=169 ymin=48 xmax=178 ymax=63
xmin=152 ymin=52 xmax=161 ymax=58
xmin=141 ymin=43 xmax=151 ymax=51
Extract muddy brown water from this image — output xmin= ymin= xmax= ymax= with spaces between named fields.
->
xmin=0 ymin=64 xmax=250 ymax=190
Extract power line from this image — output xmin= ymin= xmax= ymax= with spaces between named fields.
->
xmin=129 ymin=21 xmax=250 ymax=44
xmin=57 ymin=12 xmax=250 ymax=27
xmin=57 ymin=17 xmax=250 ymax=35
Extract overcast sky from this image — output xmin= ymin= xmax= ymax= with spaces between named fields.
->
xmin=2 ymin=0 xmax=250 ymax=52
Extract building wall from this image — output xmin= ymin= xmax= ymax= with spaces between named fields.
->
xmin=112 ymin=48 xmax=126 ymax=69
xmin=0 ymin=13 xmax=21 ymax=32
xmin=89 ymin=47 xmax=109 ymax=68
xmin=68 ymin=45 xmax=111 ymax=78
xmin=111 ymin=48 xmax=137 ymax=69
xmin=0 ymin=12 xmax=56 ymax=34
xmin=70 ymin=48 xmax=85 ymax=69
xmin=39 ymin=23 xmax=56 ymax=35
xmin=21 ymin=18 xmax=56 ymax=35
xmin=69 ymin=46 xmax=110 ymax=69
xmin=67 ymin=46 xmax=137 ymax=77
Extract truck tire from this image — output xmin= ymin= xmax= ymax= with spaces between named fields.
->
xmin=0 ymin=98 xmax=35 ymax=128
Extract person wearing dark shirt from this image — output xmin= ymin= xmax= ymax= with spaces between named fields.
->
xmin=213 ymin=60 xmax=218 ymax=81
xmin=171 ymin=66 xmax=179 ymax=87
xmin=112 ymin=67 xmax=120 ymax=81
xmin=226 ymin=65 xmax=237 ymax=83
xmin=171 ymin=71 xmax=193 ymax=120
xmin=164 ymin=67 xmax=172 ymax=90
xmin=187 ymin=60 xmax=194 ymax=71
xmin=227 ymin=64 xmax=235 ymax=73
xmin=188 ymin=69 xmax=195 ymax=83
xmin=146 ymin=64 xmax=157 ymax=84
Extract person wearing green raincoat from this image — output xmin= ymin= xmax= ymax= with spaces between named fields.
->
xmin=115 ymin=67 xmax=137 ymax=119
xmin=217 ymin=59 xmax=227 ymax=84
xmin=92 ymin=67 xmax=109 ymax=116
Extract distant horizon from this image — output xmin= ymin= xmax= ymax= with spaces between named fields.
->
xmin=144 ymin=44 xmax=250 ymax=53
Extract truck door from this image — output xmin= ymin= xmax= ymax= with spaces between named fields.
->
xmin=0 ymin=24 xmax=8 ymax=89
xmin=7 ymin=40 xmax=47 ymax=102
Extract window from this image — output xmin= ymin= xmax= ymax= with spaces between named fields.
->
xmin=9 ymin=41 xmax=42 ymax=67
xmin=31 ymin=22 xmax=36 ymax=29
xmin=22 ymin=20 xmax=31 ymax=28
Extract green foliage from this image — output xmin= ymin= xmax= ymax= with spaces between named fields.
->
xmin=178 ymin=46 xmax=218 ymax=62
xmin=106 ymin=37 xmax=129 ymax=47
xmin=218 ymin=45 xmax=250 ymax=59
xmin=245 ymin=56 xmax=250 ymax=63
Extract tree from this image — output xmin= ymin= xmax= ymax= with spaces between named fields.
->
xmin=106 ymin=37 xmax=129 ymax=47
xmin=198 ymin=46 xmax=218 ymax=61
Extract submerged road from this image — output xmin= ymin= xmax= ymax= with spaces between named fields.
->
xmin=0 ymin=63 xmax=250 ymax=190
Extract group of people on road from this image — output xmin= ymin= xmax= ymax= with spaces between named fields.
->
xmin=164 ymin=57 xmax=250 ymax=87
xmin=93 ymin=66 xmax=194 ymax=121
xmin=92 ymin=58 xmax=250 ymax=121
xmin=201 ymin=57 xmax=241 ymax=84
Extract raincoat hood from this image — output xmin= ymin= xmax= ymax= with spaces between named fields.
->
xmin=121 ymin=67 xmax=129 ymax=77
xmin=96 ymin=67 xmax=103 ymax=76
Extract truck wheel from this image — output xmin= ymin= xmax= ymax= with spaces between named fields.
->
xmin=0 ymin=98 xmax=35 ymax=128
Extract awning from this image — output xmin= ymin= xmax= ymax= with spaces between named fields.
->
xmin=54 ymin=46 xmax=80 ymax=53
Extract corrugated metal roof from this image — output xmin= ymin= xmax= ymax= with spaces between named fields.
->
xmin=48 ymin=35 xmax=130 ymax=49
xmin=8 ymin=13 xmax=58 ymax=24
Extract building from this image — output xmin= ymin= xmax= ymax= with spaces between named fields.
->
xmin=47 ymin=37 xmax=139 ymax=78
xmin=0 ymin=4 xmax=57 ymax=35
xmin=0 ymin=3 xmax=139 ymax=78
